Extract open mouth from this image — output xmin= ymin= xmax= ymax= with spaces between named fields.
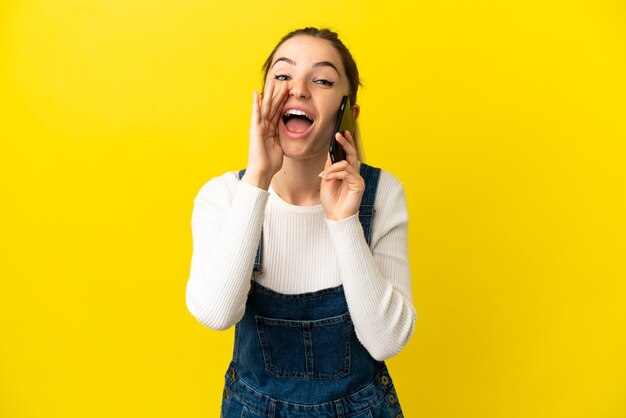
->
xmin=282 ymin=109 xmax=314 ymax=135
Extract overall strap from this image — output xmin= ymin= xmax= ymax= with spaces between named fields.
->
xmin=358 ymin=163 xmax=382 ymax=247
xmin=237 ymin=163 xmax=382 ymax=273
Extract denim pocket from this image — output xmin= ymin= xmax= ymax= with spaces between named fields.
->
xmin=255 ymin=312 xmax=351 ymax=379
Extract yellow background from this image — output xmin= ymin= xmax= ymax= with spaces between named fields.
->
xmin=1 ymin=0 xmax=625 ymax=417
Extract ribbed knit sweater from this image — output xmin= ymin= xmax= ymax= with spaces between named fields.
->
xmin=186 ymin=169 xmax=416 ymax=361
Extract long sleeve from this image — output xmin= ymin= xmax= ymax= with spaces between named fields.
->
xmin=186 ymin=170 xmax=416 ymax=360
xmin=186 ymin=173 xmax=269 ymax=330
xmin=326 ymin=174 xmax=416 ymax=361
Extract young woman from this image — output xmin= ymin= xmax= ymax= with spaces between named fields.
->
xmin=186 ymin=27 xmax=416 ymax=417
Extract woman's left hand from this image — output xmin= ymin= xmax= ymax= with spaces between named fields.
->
xmin=319 ymin=130 xmax=365 ymax=221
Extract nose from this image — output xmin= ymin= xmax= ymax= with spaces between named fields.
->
xmin=288 ymin=77 xmax=310 ymax=99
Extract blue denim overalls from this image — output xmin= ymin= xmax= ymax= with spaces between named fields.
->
xmin=222 ymin=164 xmax=404 ymax=418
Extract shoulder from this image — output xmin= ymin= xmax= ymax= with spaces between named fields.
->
xmin=364 ymin=167 xmax=409 ymax=249
xmin=367 ymin=167 xmax=405 ymax=204
xmin=377 ymin=169 xmax=404 ymax=193
xmin=369 ymin=167 xmax=408 ymax=219
xmin=194 ymin=171 xmax=240 ymax=204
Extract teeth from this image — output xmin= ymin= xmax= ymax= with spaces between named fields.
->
xmin=284 ymin=109 xmax=313 ymax=121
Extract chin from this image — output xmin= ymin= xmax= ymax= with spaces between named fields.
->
xmin=280 ymin=144 xmax=327 ymax=162
xmin=279 ymin=131 xmax=331 ymax=161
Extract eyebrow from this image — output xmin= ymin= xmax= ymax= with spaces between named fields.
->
xmin=271 ymin=57 xmax=341 ymax=77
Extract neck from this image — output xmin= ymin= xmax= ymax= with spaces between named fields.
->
xmin=271 ymin=155 xmax=326 ymax=206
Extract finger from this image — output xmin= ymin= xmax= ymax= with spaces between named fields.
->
xmin=325 ymin=152 xmax=333 ymax=169
xmin=270 ymin=93 xmax=289 ymax=129
xmin=267 ymin=83 xmax=287 ymax=123
xmin=343 ymin=129 xmax=355 ymax=146
xmin=335 ymin=132 xmax=358 ymax=167
xmin=320 ymin=170 xmax=360 ymax=183
xmin=271 ymin=77 xmax=286 ymax=100
xmin=319 ymin=153 xmax=334 ymax=179
xmin=321 ymin=166 xmax=364 ymax=191
xmin=322 ymin=160 xmax=354 ymax=176
xmin=251 ymin=91 xmax=260 ymax=125
xmin=269 ymin=82 xmax=289 ymax=123
xmin=260 ymin=79 xmax=275 ymax=120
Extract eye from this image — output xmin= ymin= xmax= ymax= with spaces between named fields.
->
xmin=314 ymin=79 xmax=335 ymax=86
xmin=274 ymin=74 xmax=291 ymax=82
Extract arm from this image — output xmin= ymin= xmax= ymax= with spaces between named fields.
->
xmin=185 ymin=174 xmax=269 ymax=330
xmin=326 ymin=172 xmax=416 ymax=361
xmin=187 ymin=81 xmax=288 ymax=330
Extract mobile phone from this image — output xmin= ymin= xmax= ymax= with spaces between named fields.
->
xmin=329 ymin=96 xmax=355 ymax=163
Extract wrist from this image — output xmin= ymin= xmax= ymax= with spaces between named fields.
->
xmin=241 ymin=170 xmax=273 ymax=190
xmin=324 ymin=209 xmax=358 ymax=221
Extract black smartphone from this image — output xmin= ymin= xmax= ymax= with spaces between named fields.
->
xmin=329 ymin=96 xmax=355 ymax=163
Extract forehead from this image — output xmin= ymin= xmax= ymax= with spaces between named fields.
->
xmin=272 ymin=36 xmax=344 ymax=73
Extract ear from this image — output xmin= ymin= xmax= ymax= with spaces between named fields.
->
xmin=352 ymin=104 xmax=360 ymax=121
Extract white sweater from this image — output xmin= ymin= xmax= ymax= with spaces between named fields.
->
xmin=186 ymin=169 xmax=416 ymax=361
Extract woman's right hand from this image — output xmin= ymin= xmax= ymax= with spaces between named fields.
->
xmin=242 ymin=79 xmax=289 ymax=190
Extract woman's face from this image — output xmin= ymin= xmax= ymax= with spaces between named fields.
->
xmin=265 ymin=35 xmax=358 ymax=162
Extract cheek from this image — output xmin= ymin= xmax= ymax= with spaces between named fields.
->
xmin=311 ymin=94 xmax=345 ymax=139
xmin=315 ymin=116 xmax=335 ymax=139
